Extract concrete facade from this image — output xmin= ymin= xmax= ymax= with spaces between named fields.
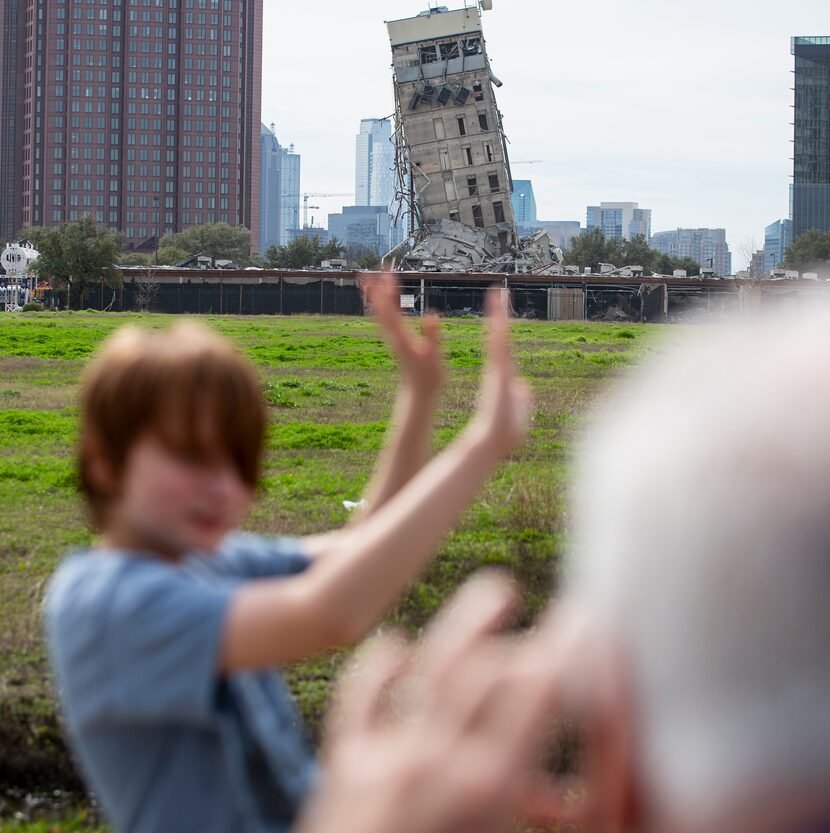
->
xmin=1 ymin=0 xmax=263 ymax=250
xmin=651 ymin=227 xmax=732 ymax=277
xmin=387 ymin=6 xmax=517 ymax=255
xmin=587 ymin=202 xmax=652 ymax=241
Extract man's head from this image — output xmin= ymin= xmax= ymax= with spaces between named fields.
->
xmin=79 ymin=321 xmax=266 ymax=556
xmin=557 ymin=314 xmax=830 ymax=833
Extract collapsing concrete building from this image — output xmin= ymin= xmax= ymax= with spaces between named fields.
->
xmin=387 ymin=3 xmax=563 ymax=274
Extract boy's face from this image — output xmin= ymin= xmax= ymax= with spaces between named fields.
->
xmin=106 ymin=434 xmax=255 ymax=557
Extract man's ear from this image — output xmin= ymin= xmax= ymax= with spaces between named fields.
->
xmin=518 ymin=622 xmax=644 ymax=833
xmin=595 ymin=649 xmax=642 ymax=833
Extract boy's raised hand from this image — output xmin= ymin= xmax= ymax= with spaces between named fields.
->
xmin=471 ymin=287 xmax=532 ymax=458
xmin=366 ymin=276 xmax=445 ymax=398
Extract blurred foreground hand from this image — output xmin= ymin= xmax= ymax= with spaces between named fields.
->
xmin=296 ymin=573 xmax=561 ymax=833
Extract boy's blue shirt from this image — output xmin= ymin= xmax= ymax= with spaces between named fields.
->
xmin=45 ymin=532 xmax=318 ymax=833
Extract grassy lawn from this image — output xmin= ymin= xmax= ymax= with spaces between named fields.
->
xmin=0 ymin=311 xmax=670 ymax=829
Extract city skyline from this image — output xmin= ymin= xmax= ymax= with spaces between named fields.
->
xmin=262 ymin=0 xmax=827 ymax=264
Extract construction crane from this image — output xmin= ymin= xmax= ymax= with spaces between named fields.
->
xmin=302 ymin=193 xmax=354 ymax=229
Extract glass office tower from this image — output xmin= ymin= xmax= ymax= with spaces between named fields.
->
xmin=791 ymin=37 xmax=830 ymax=239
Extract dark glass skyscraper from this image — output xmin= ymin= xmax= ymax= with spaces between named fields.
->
xmin=791 ymin=37 xmax=830 ymax=240
xmin=1 ymin=0 xmax=263 ymax=250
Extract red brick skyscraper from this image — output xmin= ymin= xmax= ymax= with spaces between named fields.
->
xmin=0 ymin=0 xmax=263 ymax=251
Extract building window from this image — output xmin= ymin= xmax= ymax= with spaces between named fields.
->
xmin=478 ymin=113 xmax=489 ymax=131
xmin=488 ymin=173 xmax=500 ymax=193
xmin=473 ymin=82 xmax=484 ymax=102
xmin=467 ymin=176 xmax=478 ymax=197
xmin=419 ymin=45 xmax=437 ymax=64
xmin=457 ymin=117 xmax=466 ymax=137
xmin=464 ymin=146 xmax=473 ymax=166
xmin=493 ymin=201 xmax=505 ymax=224
xmin=472 ymin=205 xmax=484 ymax=228
xmin=484 ymin=143 xmax=494 ymax=162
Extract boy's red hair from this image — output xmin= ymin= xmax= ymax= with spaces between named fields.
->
xmin=78 ymin=321 xmax=267 ymax=528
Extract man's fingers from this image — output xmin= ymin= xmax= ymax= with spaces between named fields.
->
xmin=327 ymin=632 xmax=410 ymax=742
xmin=414 ymin=572 xmax=518 ymax=690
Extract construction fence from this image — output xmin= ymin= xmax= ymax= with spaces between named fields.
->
xmin=45 ymin=269 xmax=758 ymax=323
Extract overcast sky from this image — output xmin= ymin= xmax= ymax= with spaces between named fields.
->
xmin=262 ymin=0 xmax=827 ymax=265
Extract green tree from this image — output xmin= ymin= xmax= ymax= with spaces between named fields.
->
xmin=23 ymin=216 xmax=121 ymax=309
xmin=319 ymin=237 xmax=345 ymax=262
xmin=784 ymin=228 xmax=830 ymax=270
xmin=119 ymin=252 xmax=152 ymax=267
xmin=263 ymin=236 xmax=352 ymax=269
xmin=159 ymin=223 xmax=252 ymax=265
xmin=156 ymin=245 xmax=191 ymax=266
xmin=564 ymin=228 xmax=609 ymax=272
xmin=620 ymin=235 xmax=654 ymax=270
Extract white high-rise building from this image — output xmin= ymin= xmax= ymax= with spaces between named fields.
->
xmin=587 ymin=202 xmax=652 ymax=242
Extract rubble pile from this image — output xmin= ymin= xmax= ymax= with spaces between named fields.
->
xmin=400 ymin=219 xmax=565 ymax=275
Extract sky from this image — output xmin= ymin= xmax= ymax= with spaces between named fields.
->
xmin=262 ymin=0 xmax=828 ymax=268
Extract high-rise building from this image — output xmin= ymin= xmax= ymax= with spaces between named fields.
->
xmin=0 ymin=1 xmax=25 ymax=242
xmin=280 ymin=144 xmax=301 ymax=245
xmin=355 ymin=118 xmax=396 ymax=210
xmin=0 ymin=0 xmax=263 ymax=249
xmin=328 ymin=205 xmax=400 ymax=257
xmin=259 ymin=126 xmax=301 ymax=250
xmin=534 ymin=220 xmax=582 ymax=249
xmin=650 ymin=228 xmax=732 ymax=277
xmin=512 ymin=180 xmax=537 ymax=228
xmin=764 ymin=219 xmax=793 ymax=273
xmin=587 ymin=202 xmax=652 ymax=242
xmin=791 ymin=37 xmax=830 ymax=240
xmin=387 ymin=6 xmax=517 ymax=255
xmin=354 ymin=117 xmax=405 ymax=252
xmin=260 ymin=123 xmax=282 ymax=252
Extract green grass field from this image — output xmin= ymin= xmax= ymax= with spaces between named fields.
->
xmin=0 ymin=311 xmax=669 ymax=829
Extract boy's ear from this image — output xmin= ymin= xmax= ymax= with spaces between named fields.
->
xmin=84 ymin=436 xmax=119 ymax=495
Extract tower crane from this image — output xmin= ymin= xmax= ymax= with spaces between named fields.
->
xmin=303 ymin=193 xmax=354 ymax=228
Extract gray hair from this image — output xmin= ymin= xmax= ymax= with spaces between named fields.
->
xmin=567 ymin=314 xmax=830 ymax=824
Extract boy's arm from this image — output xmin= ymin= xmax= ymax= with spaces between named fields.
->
xmin=304 ymin=278 xmax=443 ymax=559
xmin=221 ymin=290 xmax=530 ymax=672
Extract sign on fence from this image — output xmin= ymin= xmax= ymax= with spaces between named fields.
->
xmin=400 ymin=294 xmax=416 ymax=310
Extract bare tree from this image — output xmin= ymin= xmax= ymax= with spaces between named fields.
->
xmin=135 ymin=266 xmax=160 ymax=312
xmin=737 ymin=238 xmax=763 ymax=280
